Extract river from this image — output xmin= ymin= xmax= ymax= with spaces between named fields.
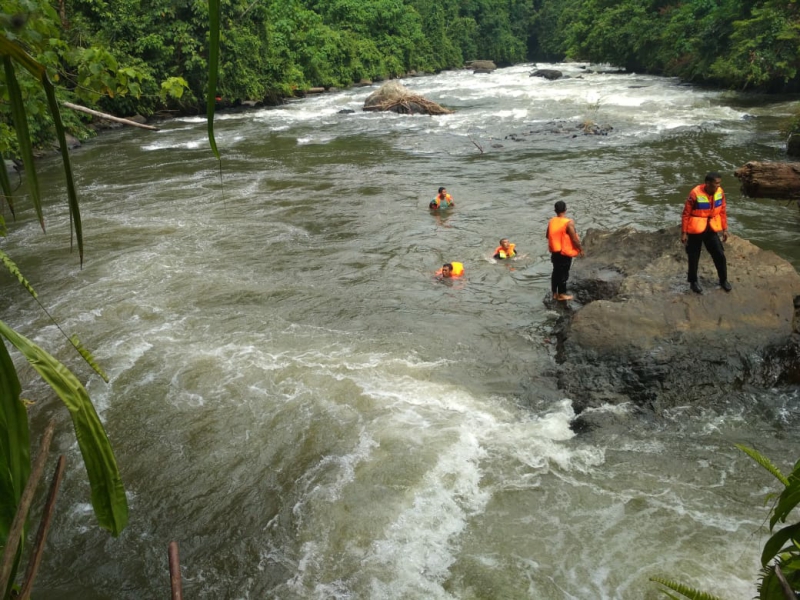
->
xmin=3 ymin=62 xmax=800 ymax=599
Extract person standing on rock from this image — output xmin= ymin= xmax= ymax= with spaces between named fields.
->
xmin=681 ymin=172 xmax=732 ymax=293
xmin=546 ymin=201 xmax=583 ymax=301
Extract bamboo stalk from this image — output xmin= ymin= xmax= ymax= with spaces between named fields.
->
xmin=0 ymin=419 xmax=56 ymax=594
xmin=168 ymin=541 xmax=183 ymax=600
xmin=775 ymin=564 xmax=797 ymax=600
xmin=61 ymin=102 xmax=160 ymax=131
xmin=18 ymin=455 xmax=66 ymax=600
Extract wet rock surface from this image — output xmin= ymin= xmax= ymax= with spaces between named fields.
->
xmin=553 ymin=226 xmax=800 ymax=429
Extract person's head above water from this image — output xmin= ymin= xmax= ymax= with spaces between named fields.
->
xmin=499 ymin=238 xmax=511 ymax=250
xmin=554 ymin=200 xmax=567 ymax=215
xmin=438 ymin=187 xmax=447 ymax=195
xmin=441 ymin=263 xmax=453 ymax=277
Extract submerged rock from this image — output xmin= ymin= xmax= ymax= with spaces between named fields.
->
xmin=553 ymin=226 xmax=800 ymax=421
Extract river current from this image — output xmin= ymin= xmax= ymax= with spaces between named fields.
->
xmin=3 ymin=63 xmax=800 ymax=599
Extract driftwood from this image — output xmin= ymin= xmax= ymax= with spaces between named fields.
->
xmin=363 ymin=81 xmax=452 ymax=116
xmin=734 ymin=161 xmax=800 ymax=200
xmin=61 ymin=101 xmax=159 ymax=131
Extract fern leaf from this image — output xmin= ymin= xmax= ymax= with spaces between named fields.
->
xmin=650 ymin=577 xmax=727 ymax=600
xmin=737 ymin=444 xmax=789 ymax=486
xmin=0 ymin=248 xmax=37 ymax=298
xmin=70 ymin=335 xmax=109 ymax=383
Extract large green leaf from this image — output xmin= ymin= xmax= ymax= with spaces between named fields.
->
xmin=771 ymin=476 xmax=800 ymax=530
xmin=0 ymin=321 xmax=128 ymax=536
xmin=762 ymin=522 xmax=800 ymax=566
xmin=1 ymin=56 xmax=44 ymax=232
xmin=0 ymin=337 xmax=31 ymax=544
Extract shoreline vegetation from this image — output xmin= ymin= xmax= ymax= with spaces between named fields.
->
xmin=2 ymin=0 xmax=800 ymax=158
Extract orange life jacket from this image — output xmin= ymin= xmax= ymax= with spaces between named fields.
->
xmin=430 ymin=193 xmax=453 ymax=209
xmin=548 ymin=217 xmax=579 ymax=257
xmin=494 ymin=243 xmax=516 ymax=259
xmin=685 ymin=184 xmax=725 ymax=234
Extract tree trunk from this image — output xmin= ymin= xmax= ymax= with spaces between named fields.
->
xmin=734 ymin=161 xmax=800 ymax=199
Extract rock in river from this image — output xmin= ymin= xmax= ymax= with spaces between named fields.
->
xmin=552 ymin=226 xmax=800 ymax=428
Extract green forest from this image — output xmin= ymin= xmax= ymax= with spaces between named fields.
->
xmin=2 ymin=0 xmax=800 ymax=151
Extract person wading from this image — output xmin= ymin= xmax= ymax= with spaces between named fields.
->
xmin=681 ymin=172 xmax=732 ymax=293
xmin=546 ymin=201 xmax=583 ymax=301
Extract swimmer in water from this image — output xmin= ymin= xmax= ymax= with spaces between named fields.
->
xmin=436 ymin=262 xmax=464 ymax=278
xmin=429 ymin=187 xmax=455 ymax=210
xmin=493 ymin=238 xmax=517 ymax=260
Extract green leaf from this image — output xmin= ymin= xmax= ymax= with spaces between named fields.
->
xmin=0 ymin=249 xmax=37 ymax=298
xmin=737 ymin=444 xmax=790 ymax=486
xmin=770 ymin=477 xmax=800 ymax=529
xmin=762 ymin=522 xmax=800 ymax=566
xmin=69 ymin=335 xmax=109 ymax=383
xmin=42 ymin=73 xmax=84 ymax=265
xmin=0 ymin=160 xmax=14 ymax=224
xmin=0 ymin=336 xmax=31 ymax=545
xmin=649 ymin=577 xmax=727 ymax=600
xmin=2 ymin=55 xmax=44 ymax=233
xmin=0 ymin=321 xmax=128 ymax=536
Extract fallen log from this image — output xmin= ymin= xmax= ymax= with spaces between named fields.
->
xmin=734 ymin=161 xmax=800 ymax=200
xmin=61 ymin=102 xmax=159 ymax=130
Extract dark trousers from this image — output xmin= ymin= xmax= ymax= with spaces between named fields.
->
xmin=686 ymin=227 xmax=727 ymax=283
xmin=551 ymin=252 xmax=573 ymax=294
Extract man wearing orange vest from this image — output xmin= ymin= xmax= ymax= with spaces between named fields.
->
xmin=546 ymin=201 xmax=583 ymax=301
xmin=681 ymin=172 xmax=731 ymax=294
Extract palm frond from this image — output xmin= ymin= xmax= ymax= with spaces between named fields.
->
xmin=650 ymin=577 xmax=727 ymax=600
xmin=737 ymin=444 xmax=790 ymax=486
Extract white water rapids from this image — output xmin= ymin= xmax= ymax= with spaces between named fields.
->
xmin=2 ymin=63 xmax=800 ymax=599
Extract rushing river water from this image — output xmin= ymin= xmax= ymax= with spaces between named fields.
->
xmin=3 ymin=63 xmax=800 ymax=599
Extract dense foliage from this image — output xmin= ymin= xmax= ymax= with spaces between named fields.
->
xmin=2 ymin=0 xmax=800 ymax=151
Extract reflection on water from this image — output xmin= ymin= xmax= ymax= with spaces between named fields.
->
xmin=2 ymin=63 xmax=799 ymax=599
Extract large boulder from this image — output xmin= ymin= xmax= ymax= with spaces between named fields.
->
xmin=466 ymin=60 xmax=496 ymax=72
xmin=735 ymin=161 xmax=800 ymax=200
xmin=362 ymin=81 xmax=452 ymax=115
xmin=553 ymin=226 xmax=800 ymax=420
xmin=530 ymin=69 xmax=564 ymax=80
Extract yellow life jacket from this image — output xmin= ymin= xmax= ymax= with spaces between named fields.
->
xmin=494 ymin=243 xmax=517 ymax=259
xmin=547 ymin=217 xmax=579 ymax=257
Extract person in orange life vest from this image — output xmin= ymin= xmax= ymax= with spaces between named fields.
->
xmin=546 ymin=200 xmax=583 ymax=301
xmin=681 ymin=172 xmax=731 ymax=294
xmin=493 ymin=238 xmax=517 ymax=260
xmin=429 ymin=187 xmax=455 ymax=210
xmin=437 ymin=262 xmax=464 ymax=278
